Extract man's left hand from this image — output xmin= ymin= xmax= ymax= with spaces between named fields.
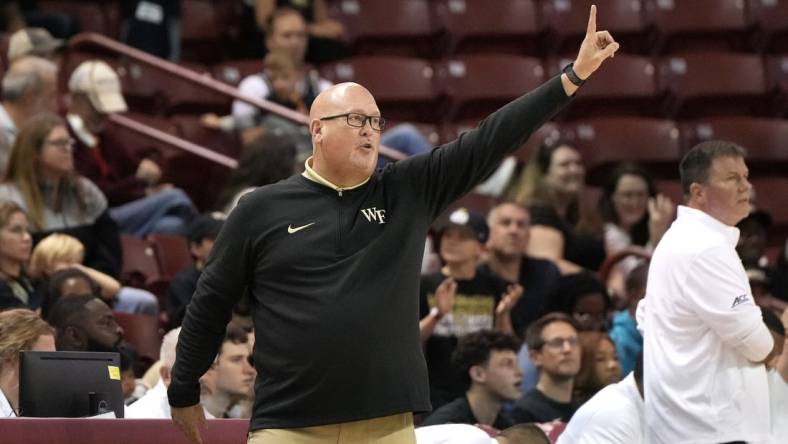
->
xmin=572 ymin=5 xmax=620 ymax=80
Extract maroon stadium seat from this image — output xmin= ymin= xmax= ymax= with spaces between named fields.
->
xmin=319 ymin=56 xmax=440 ymax=122
xmin=440 ymin=121 xmax=561 ymax=163
xmin=680 ymin=116 xmax=788 ymax=176
xmin=545 ymin=53 xmax=659 ymax=119
xmin=170 ymin=114 xmax=241 ymax=158
xmin=563 ymin=116 xmax=681 ymax=185
xmin=440 ymin=54 xmax=545 ymax=122
xmin=179 ymin=0 xmax=234 ymax=63
xmin=120 ymin=235 xmax=162 ymax=289
xmin=147 ymin=233 xmax=194 ymax=281
xmin=750 ymin=177 xmax=788 ymax=236
xmin=541 ymin=0 xmax=649 ymax=54
xmin=431 ymin=0 xmax=541 ymax=55
xmin=331 ymin=0 xmax=438 ymax=57
xmin=212 ymin=59 xmax=263 ymax=87
xmin=657 ymin=52 xmax=769 ymax=118
xmin=113 ymin=59 xmax=227 ymax=115
xmin=37 ymin=1 xmax=114 ymax=37
xmin=113 ymin=312 xmax=162 ymax=365
xmin=749 ymin=0 xmax=788 ymax=52
xmin=643 ymin=0 xmax=752 ymax=53
xmin=104 ymin=112 xmax=177 ymax=162
xmin=765 ymin=54 xmax=788 ymax=115
xmin=654 ymin=179 xmax=684 ymax=205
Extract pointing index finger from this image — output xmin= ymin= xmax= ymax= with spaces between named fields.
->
xmin=587 ymin=4 xmax=597 ymax=36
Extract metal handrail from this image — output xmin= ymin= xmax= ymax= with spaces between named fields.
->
xmin=68 ymin=33 xmax=408 ymax=161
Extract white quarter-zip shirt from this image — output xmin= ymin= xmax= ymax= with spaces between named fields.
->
xmin=639 ymin=206 xmax=773 ymax=444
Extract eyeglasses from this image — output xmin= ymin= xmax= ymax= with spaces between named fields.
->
xmin=542 ymin=336 xmax=579 ymax=350
xmin=319 ymin=112 xmax=386 ymax=131
xmin=46 ymin=137 xmax=75 ymax=150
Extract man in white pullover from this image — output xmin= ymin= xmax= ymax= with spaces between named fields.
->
xmin=639 ymin=141 xmax=777 ymax=444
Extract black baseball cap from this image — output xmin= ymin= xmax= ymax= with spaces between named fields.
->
xmin=438 ymin=208 xmax=489 ymax=244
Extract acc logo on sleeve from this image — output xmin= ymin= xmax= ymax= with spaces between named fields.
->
xmin=731 ymin=294 xmax=749 ymax=308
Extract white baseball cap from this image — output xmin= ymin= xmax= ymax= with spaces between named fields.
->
xmin=7 ymin=27 xmax=63 ymax=63
xmin=68 ymin=60 xmax=128 ymax=114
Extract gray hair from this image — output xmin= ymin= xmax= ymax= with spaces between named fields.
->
xmin=2 ymin=56 xmax=56 ymax=102
xmin=679 ymin=140 xmax=747 ymax=196
xmin=160 ymin=327 xmax=181 ymax=370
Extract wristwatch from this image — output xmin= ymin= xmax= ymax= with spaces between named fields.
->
xmin=563 ymin=62 xmax=586 ymax=87
xmin=430 ymin=307 xmax=444 ymax=321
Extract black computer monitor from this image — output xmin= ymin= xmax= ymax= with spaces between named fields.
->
xmin=19 ymin=351 xmax=124 ymax=418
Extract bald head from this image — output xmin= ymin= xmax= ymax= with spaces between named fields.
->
xmin=309 ymin=82 xmax=376 ymax=121
xmin=308 ymin=82 xmax=381 ymax=187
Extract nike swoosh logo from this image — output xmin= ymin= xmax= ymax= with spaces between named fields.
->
xmin=287 ymin=222 xmax=315 ymax=234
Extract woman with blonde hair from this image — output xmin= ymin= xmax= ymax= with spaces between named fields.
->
xmin=0 ymin=113 xmax=121 ymax=277
xmin=509 ymin=138 xmax=605 ymax=273
xmin=0 ymin=308 xmax=55 ymax=417
xmin=30 ymin=233 xmax=158 ymax=316
xmin=0 ymin=201 xmax=38 ymax=310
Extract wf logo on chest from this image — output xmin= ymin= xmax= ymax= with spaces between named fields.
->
xmin=361 ymin=207 xmax=386 ymax=224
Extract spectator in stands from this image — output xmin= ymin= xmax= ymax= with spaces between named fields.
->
xmin=203 ymin=52 xmax=309 ymax=153
xmin=774 ymin=240 xmax=788 ymax=302
xmin=0 ymin=112 xmax=122 ymax=277
xmin=0 ymin=201 xmax=38 ymax=311
xmin=0 ymin=56 xmax=58 ymax=176
xmin=0 ymin=308 xmax=55 ymax=417
xmin=232 ymin=8 xmax=330 ymax=131
xmin=201 ymin=323 xmax=256 ymax=419
xmin=764 ymin=308 xmax=788 ymax=443
xmin=545 ymin=271 xmax=611 ymax=332
xmin=419 ymin=208 xmax=521 ymax=408
xmin=509 ymin=138 xmax=605 ymax=273
xmin=639 ymin=141 xmax=776 ymax=443
xmin=254 ymin=0 xmax=347 ymax=64
xmin=608 ymin=262 xmax=647 ymax=376
xmin=47 ymin=294 xmax=123 ymax=353
xmin=40 ymin=267 xmax=101 ymax=318
xmin=746 ymin=267 xmax=787 ymax=317
xmin=120 ymin=344 xmax=144 ymax=405
xmin=598 ymin=164 xmax=673 ymax=298
xmin=7 ymin=27 xmax=63 ymax=63
xmin=572 ymin=332 xmax=621 ymax=406
xmin=516 ymin=271 xmax=611 ymax=395
xmin=482 ymin=202 xmax=561 ymax=335
xmin=126 ymin=327 xmax=216 ymax=418
xmin=510 ymin=313 xmax=581 ymax=424
xmin=120 ymin=0 xmax=181 ymax=61
xmin=30 ymin=233 xmax=158 ymax=316
xmin=422 ymin=330 xmax=521 ymax=429
xmin=66 ymin=60 xmax=196 ymax=237
xmin=0 ymin=1 xmax=79 ymax=38
xmin=557 ymin=355 xmax=644 ymax=444
xmin=215 ymin=131 xmax=297 ymax=212
xmin=167 ymin=213 xmax=225 ymax=327
xmin=229 ymin=7 xmax=431 ymax=163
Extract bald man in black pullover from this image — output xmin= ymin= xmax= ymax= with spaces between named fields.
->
xmin=169 ymin=6 xmax=619 ymax=443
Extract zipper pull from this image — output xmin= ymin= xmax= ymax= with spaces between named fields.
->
xmin=338 ymin=189 xmax=343 ymax=197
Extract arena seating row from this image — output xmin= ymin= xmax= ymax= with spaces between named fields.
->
xmin=56 ymin=50 xmax=788 ymax=123
xmin=27 ymin=0 xmax=788 ymax=63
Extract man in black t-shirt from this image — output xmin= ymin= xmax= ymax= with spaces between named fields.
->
xmin=482 ymin=202 xmax=561 ymax=336
xmin=422 ymin=330 xmax=521 ymax=429
xmin=510 ymin=313 xmax=581 ymax=423
xmin=419 ymin=208 xmax=523 ymax=408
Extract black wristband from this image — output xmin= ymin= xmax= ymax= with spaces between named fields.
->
xmin=563 ymin=63 xmax=586 ymax=87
